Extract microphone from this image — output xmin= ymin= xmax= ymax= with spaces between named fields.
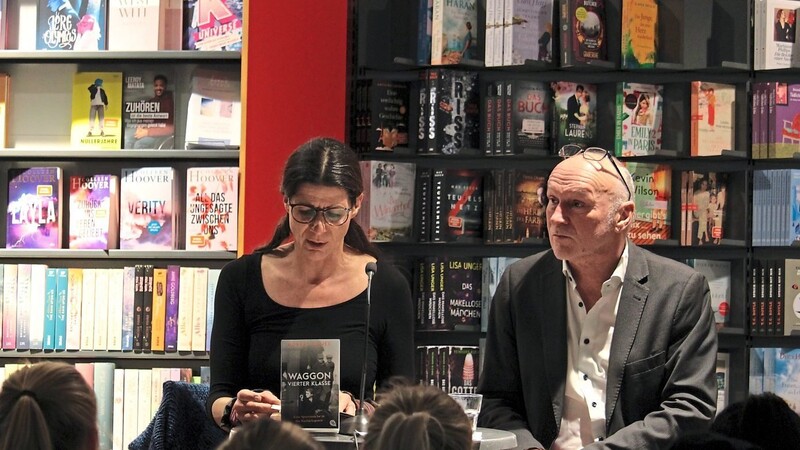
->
xmin=340 ymin=262 xmax=377 ymax=436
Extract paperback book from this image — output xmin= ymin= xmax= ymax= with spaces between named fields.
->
xmin=551 ymin=81 xmax=597 ymax=149
xmin=119 ymin=167 xmax=177 ymax=250
xmin=620 ymin=0 xmax=657 ymax=68
xmin=749 ymin=347 xmax=800 ymax=414
xmin=687 ymin=259 xmax=731 ymax=328
xmin=430 ymin=169 xmax=483 ymax=242
xmin=184 ymin=69 xmax=241 ymax=149
xmin=68 ymin=174 xmax=119 ymax=249
xmin=508 ymin=80 xmax=551 ymax=154
xmin=614 ymin=82 xmax=663 ymax=156
xmin=690 ymin=81 xmax=736 ymax=156
xmin=7 ymin=167 xmax=63 ymax=249
xmin=123 ymin=70 xmax=176 ymax=150
xmin=107 ymin=0 xmax=160 ymax=50
xmin=509 ymin=169 xmax=549 ymax=242
xmin=430 ymin=0 xmax=478 ymax=65
xmin=434 ymin=70 xmax=480 ymax=155
xmin=562 ymin=0 xmax=608 ymax=64
xmin=37 ymin=0 xmax=107 ymax=50
xmin=357 ymin=160 xmax=416 ymax=242
xmin=183 ymin=0 xmax=243 ymax=51
xmin=681 ymin=171 xmax=730 ymax=246
xmin=280 ymin=339 xmax=340 ymax=433
xmin=71 ymin=72 xmax=123 ymax=149
xmin=185 ymin=166 xmax=239 ymax=251
xmin=503 ymin=0 xmax=555 ymax=65
xmin=624 ymin=162 xmax=671 ymax=244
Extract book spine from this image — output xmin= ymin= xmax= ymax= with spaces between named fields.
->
xmin=136 ymin=370 xmax=152 ymax=434
xmin=177 ymin=266 xmax=195 ymax=351
xmin=142 ymin=264 xmax=154 ymax=351
xmin=122 ymin=369 xmax=139 ymax=446
xmin=43 ymin=268 xmax=57 ymax=350
xmin=151 ymin=268 xmax=168 ymax=352
xmin=503 ymin=80 xmax=513 ymax=154
xmin=560 ymin=0 xmax=571 ymax=66
xmin=191 ymin=267 xmax=208 ymax=352
xmin=79 ymin=268 xmax=95 ymax=350
xmin=483 ymin=81 xmax=494 ymax=155
xmin=133 ymin=265 xmax=145 ymax=351
xmin=121 ymin=266 xmax=135 ymax=351
xmin=165 ymin=265 xmax=180 ymax=352
xmin=28 ymin=264 xmax=47 ymax=350
xmin=206 ymin=269 xmax=221 ymax=352
xmin=15 ymin=264 xmax=31 ymax=350
xmin=107 ymin=268 xmax=124 ymax=351
xmin=431 ymin=0 xmax=444 ymax=65
xmin=94 ymin=362 xmax=115 ymax=450
xmin=431 ymin=169 xmax=446 ymax=242
xmin=112 ymin=368 xmax=125 ymax=450
xmin=65 ymin=268 xmax=83 ymax=350
xmin=94 ymin=268 xmax=110 ymax=350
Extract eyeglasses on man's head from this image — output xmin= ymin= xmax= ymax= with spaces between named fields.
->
xmin=558 ymin=144 xmax=632 ymax=201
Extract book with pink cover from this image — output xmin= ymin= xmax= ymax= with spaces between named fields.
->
xmin=119 ymin=167 xmax=177 ymax=250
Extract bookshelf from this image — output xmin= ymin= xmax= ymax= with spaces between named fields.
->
xmin=350 ymin=0 xmax=760 ymax=406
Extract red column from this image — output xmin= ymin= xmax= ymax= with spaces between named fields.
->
xmin=240 ymin=0 xmax=350 ymax=253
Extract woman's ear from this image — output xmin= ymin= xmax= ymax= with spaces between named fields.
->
xmin=352 ymin=193 xmax=364 ymax=217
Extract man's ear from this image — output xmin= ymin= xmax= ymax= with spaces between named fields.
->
xmin=617 ymin=201 xmax=635 ymax=232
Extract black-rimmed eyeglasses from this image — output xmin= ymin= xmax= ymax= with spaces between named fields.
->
xmin=558 ymin=144 xmax=632 ymax=201
xmin=288 ymin=203 xmax=352 ymax=226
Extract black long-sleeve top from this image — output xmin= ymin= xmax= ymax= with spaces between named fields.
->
xmin=206 ymin=252 xmax=415 ymax=418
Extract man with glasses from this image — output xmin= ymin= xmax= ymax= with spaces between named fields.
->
xmin=478 ymin=145 xmax=717 ymax=449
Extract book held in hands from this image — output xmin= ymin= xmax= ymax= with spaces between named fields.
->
xmin=280 ymin=339 xmax=340 ymax=433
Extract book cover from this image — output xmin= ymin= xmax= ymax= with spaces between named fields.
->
xmin=358 ymin=160 xmax=416 ymax=242
xmin=682 ymin=171 xmax=729 ymax=246
xmin=690 ymin=81 xmax=736 ymax=156
xmin=68 ymin=174 xmax=119 ymax=249
xmin=569 ymin=0 xmax=607 ymax=63
xmin=367 ymin=79 xmax=410 ymax=152
xmin=443 ymin=258 xmax=482 ymax=331
xmin=119 ymin=167 xmax=177 ymax=250
xmin=551 ymin=81 xmax=597 ymax=149
xmin=754 ymin=347 xmax=800 ymax=414
xmin=71 ymin=72 xmax=123 ymax=149
xmin=123 ymin=71 xmax=176 ymax=149
xmin=430 ymin=0 xmax=478 ymax=65
xmin=508 ymin=169 xmax=548 ymax=242
xmin=624 ymin=162 xmax=671 ymax=244
xmin=107 ymin=0 xmax=160 ymax=50
xmin=185 ymin=166 xmax=239 ymax=251
xmin=760 ymin=1 xmax=799 ymax=70
xmin=785 ymin=259 xmax=800 ymax=336
xmin=431 ymin=169 xmax=483 ymax=242
xmin=280 ymin=339 xmax=341 ymax=433
xmin=769 ymin=83 xmax=800 ymax=158
xmin=614 ymin=82 xmax=663 ymax=156
xmin=504 ymin=0 xmax=554 ymax=65
xmin=688 ymin=259 xmax=731 ymax=328
xmin=435 ymin=70 xmax=479 ymax=155
xmin=37 ymin=0 xmax=107 ymax=50
xmin=448 ymin=346 xmax=480 ymax=393
xmin=620 ymin=0 xmax=657 ymax=68
xmin=7 ymin=167 xmax=63 ymax=249
xmin=509 ymin=80 xmax=551 ymax=153
xmin=184 ymin=69 xmax=241 ymax=149
xmin=716 ymin=353 xmax=729 ymax=412
xmin=183 ymin=0 xmax=242 ymax=51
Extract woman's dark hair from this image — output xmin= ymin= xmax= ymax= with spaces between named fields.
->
xmin=711 ymin=392 xmax=800 ymax=450
xmin=257 ymin=137 xmax=379 ymax=258
xmin=217 ymin=417 xmax=323 ymax=450
xmin=0 ymin=362 xmax=98 ymax=450
xmin=365 ymin=385 xmax=473 ymax=450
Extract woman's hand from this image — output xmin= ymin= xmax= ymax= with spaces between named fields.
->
xmin=234 ymin=389 xmax=281 ymax=424
xmin=339 ymin=391 xmax=357 ymax=415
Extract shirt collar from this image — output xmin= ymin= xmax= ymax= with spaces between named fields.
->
xmin=561 ymin=240 xmax=630 ymax=288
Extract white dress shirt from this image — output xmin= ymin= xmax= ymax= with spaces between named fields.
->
xmin=552 ymin=243 xmax=629 ymax=450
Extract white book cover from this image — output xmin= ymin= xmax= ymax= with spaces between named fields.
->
xmin=2 ymin=264 xmax=17 ymax=349
xmin=280 ymin=338 xmax=341 ymax=433
xmin=185 ymin=167 xmax=239 ymax=251
xmin=107 ymin=0 xmax=160 ymax=50
xmin=206 ymin=268 xmax=221 ymax=351
xmin=66 ymin=268 xmax=83 ymax=350
xmin=184 ymin=69 xmax=241 ymax=149
xmin=15 ymin=263 xmax=32 ymax=350
xmin=28 ymin=263 xmax=47 ymax=350
xmin=689 ymin=259 xmax=731 ymax=327
xmin=122 ymin=368 xmax=139 ymax=447
xmin=112 ymin=368 xmax=125 ymax=450
xmin=94 ymin=268 xmax=110 ymax=350
xmin=191 ymin=267 xmax=208 ymax=352
xmin=106 ymin=268 xmax=124 ymax=351
xmin=177 ymin=266 xmax=194 ymax=351
xmin=136 ymin=369 xmax=152 ymax=435
xmin=150 ymin=367 xmax=163 ymax=417
xmin=761 ymin=0 xmax=800 ymax=69
xmin=80 ymin=268 xmax=96 ymax=350
xmin=119 ymin=167 xmax=177 ymax=250
xmin=94 ymin=362 xmax=115 ymax=450
xmin=716 ymin=353 xmax=730 ymax=414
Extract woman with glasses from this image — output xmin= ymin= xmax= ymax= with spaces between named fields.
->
xmin=207 ymin=137 xmax=415 ymax=432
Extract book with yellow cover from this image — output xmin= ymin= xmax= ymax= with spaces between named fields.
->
xmin=71 ymin=72 xmax=123 ymax=149
xmin=621 ymin=0 xmax=658 ymax=69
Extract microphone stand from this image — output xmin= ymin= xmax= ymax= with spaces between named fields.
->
xmin=339 ymin=263 xmax=376 ymax=437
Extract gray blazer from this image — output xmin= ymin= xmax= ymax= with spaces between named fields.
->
xmin=477 ymin=244 xmax=718 ymax=449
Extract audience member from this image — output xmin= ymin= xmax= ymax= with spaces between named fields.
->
xmin=670 ymin=431 xmax=761 ymax=449
xmin=366 ymin=384 xmax=473 ymax=450
xmin=216 ymin=417 xmax=323 ymax=450
xmin=711 ymin=392 xmax=800 ymax=450
xmin=0 ymin=362 xmax=98 ymax=450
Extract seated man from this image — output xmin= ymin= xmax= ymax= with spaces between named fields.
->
xmin=478 ymin=145 xmax=718 ymax=449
